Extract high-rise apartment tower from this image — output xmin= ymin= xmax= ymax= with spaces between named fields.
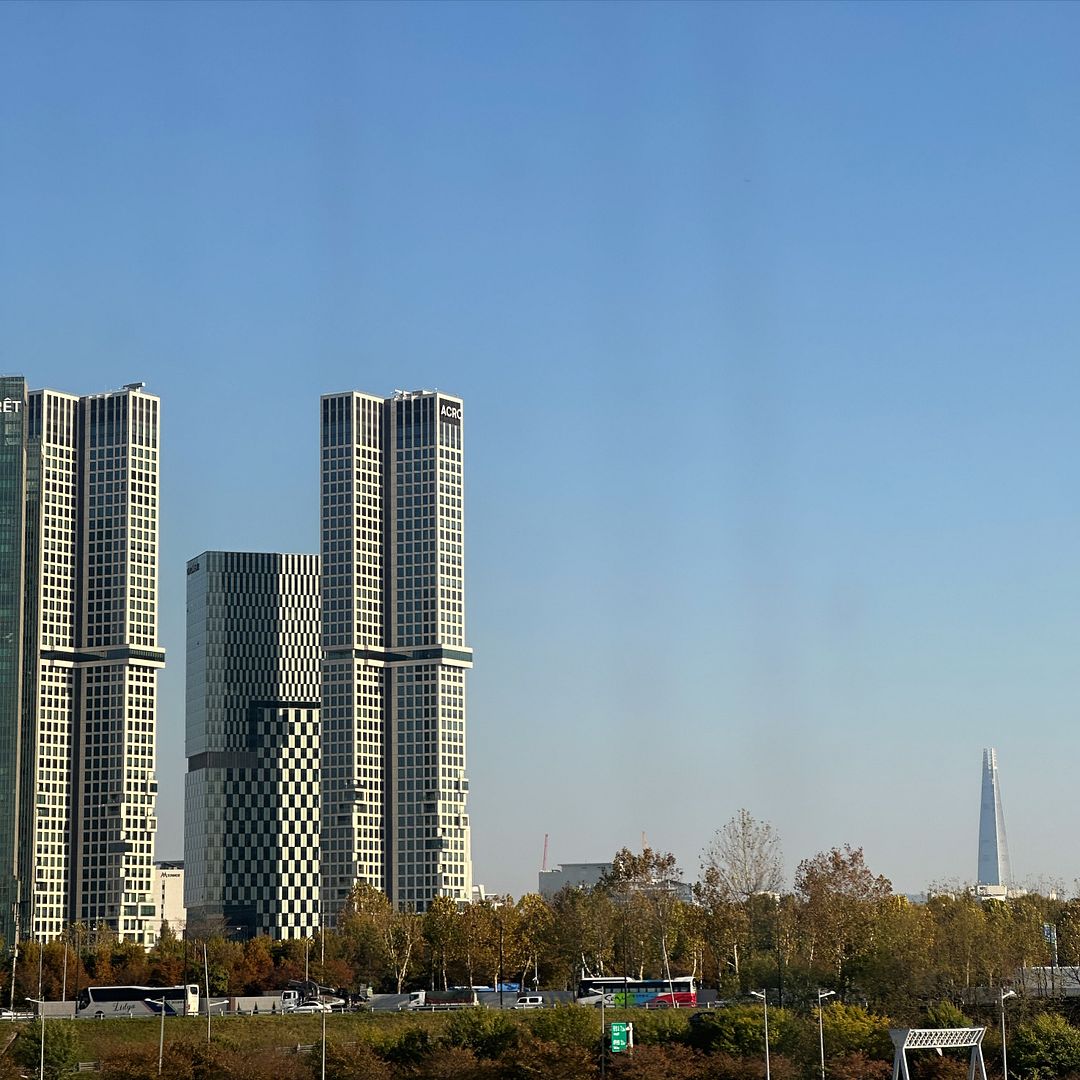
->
xmin=184 ymin=551 xmax=321 ymax=938
xmin=0 ymin=377 xmax=162 ymax=945
xmin=977 ymin=747 xmax=1011 ymax=889
xmin=320 ymin=390 xmax=472 ymax=917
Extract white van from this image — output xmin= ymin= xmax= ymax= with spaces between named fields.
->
xmin=513 ymin=995 xmax=545 ymax=1010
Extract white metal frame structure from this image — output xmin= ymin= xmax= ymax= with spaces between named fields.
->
xmin=890 ymin=1028 xmax=987 ymax=1080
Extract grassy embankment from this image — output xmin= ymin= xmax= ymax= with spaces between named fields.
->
xmin=13 ymin=1008 xmax=674 ymax=1064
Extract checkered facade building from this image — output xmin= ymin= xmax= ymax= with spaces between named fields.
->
xmin=184 ymin=551 xmax=321 ymax=938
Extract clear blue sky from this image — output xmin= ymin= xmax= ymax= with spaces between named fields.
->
xmin=3 ymin=1 xmax=1080 ymax=899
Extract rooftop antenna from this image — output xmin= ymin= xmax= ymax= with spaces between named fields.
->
xmin=541 ymin=834 xmax=549 ymax=873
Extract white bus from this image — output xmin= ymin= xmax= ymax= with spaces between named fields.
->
xmin=75 ymin=984 xmax=200 ymax=1019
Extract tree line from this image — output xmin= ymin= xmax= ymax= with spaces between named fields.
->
xmin=7 ymin=812 xmax=1080 ymax=1024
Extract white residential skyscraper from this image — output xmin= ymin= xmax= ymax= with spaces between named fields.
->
xmin=0 ymin=377 xmax=162 ymax=945
xmin=977 ymin=747 xmax=1011 ymax=889
xmin=320 ymin=390 xmax=472 ymax=917
xmin=184 ymin=551 xmax=321 ymax=938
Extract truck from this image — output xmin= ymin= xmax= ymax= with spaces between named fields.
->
xmin=229 ymin=989 xmax=348 ymax=1014
xmin=227 ymin=990 xmax=301 ymax=1014
xmin=406 ymin=988 xmax=479 ymax=1011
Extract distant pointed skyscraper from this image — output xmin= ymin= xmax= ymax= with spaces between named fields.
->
xmin=978 ymin=747 xmax=1011 ymax=888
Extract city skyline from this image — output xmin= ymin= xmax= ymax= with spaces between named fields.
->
xmin=6 ymin=3 xmax=1080 ymax=901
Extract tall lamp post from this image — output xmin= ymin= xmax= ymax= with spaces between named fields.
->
xmin=320 ymin=930 xmax=327 ymax=1080
xmin=598 ymin=988 xmax=606 ymax=1080
xmin=750 ymin=990 xmax=771 ymax=1080
xmin=1000 ymin=989 xmax=1017 ymax=1080
xmin=25 ymin=999 xmax=44 ymax=1080
xmin=155 ymin=997 xmax=166 ymax=1076
xmin=817 ymin=989 xmax=836 ymax=1080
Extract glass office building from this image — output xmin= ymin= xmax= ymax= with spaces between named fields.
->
xmin=0 ymin=378 xmax=163 ymax=944
xmin=320 ymin=390 xmax=472 ymax=917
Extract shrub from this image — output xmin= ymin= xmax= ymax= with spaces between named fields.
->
xmin=316 ymin=1039 xmax=392 ymax=1080
xmin=498 ymin=1034 xmax=598 ymax=1080
xmin=527 ymin=1004 xmax=598 ymax=1047
xmin=924 ymin=1001 xmax=973 ymax=1029
xmin=98 ymin=1042 xmax=309 ymax=1080
xmin=1011 ymin=1013 xmax=1080 ymax=1079
xmin=381 ymin=1025 xmax=434 ymax=1067
xmin=621 ymin=1009 xmax=691 ymax=1045
xmin=408 ymin=1045 xmax=498 ymax=1079
xmin=12 ymin=1019 xmax=79 ymax=1080
xmin=820 ymin=1004 xmax=893 ymax=1061
xmin=686 ymin=1005 xmax=797 ymax=1058
xmin=442 ymin=1008 xmax=519 ymax=1059
xmin=607 ymin=1042 xmax=723 ymax=1079
xmin=827 ymin=1052 xmax=893 ymax=1080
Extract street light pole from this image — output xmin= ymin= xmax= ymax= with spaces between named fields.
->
xmin=498 ymin=911 xmax=505 ymax=1012
xmin=818 ymin=989 xmax=836 ymax=1080
xmin=320 ymin=929 xmax=327 ymax=1080
xmin=157 ymin=998 xmax=166 ymax=1075
xmin=203 ymin=944 xmax=211 ymax=1047
xmin=751 ymin=990 xmax=771 ymax=1080
xmin=1001 ymin=989 xmax=1017 ymax=1080
xmin=599 ymin=989 xmax=606 ymax=1080
xmin=25 ymin=1000 xmax=44 ymax=1080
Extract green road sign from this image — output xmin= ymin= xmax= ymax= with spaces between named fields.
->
xmin=610 ymin=1022 xmax=630 ymax=1053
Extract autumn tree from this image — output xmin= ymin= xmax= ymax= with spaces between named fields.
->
xmin=546 ymin=886 xmax=615 ymax=985
xmin=857 ymin=895 xmax=935 ymax=1018
xmin=702 ymin=810 xmax=784 ymax=903
xmin=146 ymin=923 xmax=185 ymax=987
xmin=423 ymin=896 xmax=460 ymax=991
xmin=457 ymin=898 xmax=502 ymax=989
xmin=338 ymin=883 xmax=422 ymax=993
xmin=793 ymin=845 xmax=892 ymax=991
xmin=604 ymin=847 xmax=689 ymax=985
xmin=514 ymin=894 xmax=555 ymax=991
